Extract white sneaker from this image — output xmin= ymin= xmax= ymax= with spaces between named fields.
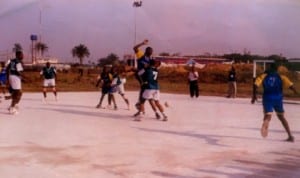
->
xmin=8 ymin=107 xmax=19 ymax=115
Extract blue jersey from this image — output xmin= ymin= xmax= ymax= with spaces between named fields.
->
xmin=142 ymin=67 xmax=159 ymax=90
xmin=0 ymin=69 xmax=6 ymax=84
xmin=41 ymin=67 xmax=56 ymax=79
xmin=8 ymin=58 xmax=23 ymax=76
xmin=262 ymin=72 xmax=283 ymax=100
xmin=137 ymin=56 xmax=151 ymax=71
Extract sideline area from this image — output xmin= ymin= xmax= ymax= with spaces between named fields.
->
xmin=0 ymin=92 xmax=299 ymax=178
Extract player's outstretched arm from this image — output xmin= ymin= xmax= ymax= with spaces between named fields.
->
xmin=133 ymin=39 xmax=148 ymax=53
xmin=251 ymin=84 xmax=258 ymax=104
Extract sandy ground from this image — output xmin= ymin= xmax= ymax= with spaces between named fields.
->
xmin=0 ymin=91 xmax=299 ymax=178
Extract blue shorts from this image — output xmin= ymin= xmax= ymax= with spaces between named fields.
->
xmin=263 ymin=99 xmax=284 ymax=114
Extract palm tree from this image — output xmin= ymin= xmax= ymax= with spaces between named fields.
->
xmin=35 ymin=42 xmax=49 ymax=57
xmin=71 ymin=44 xmax=90 ymax=65
xmin=12 ymin=43 xmax=22 ymax=53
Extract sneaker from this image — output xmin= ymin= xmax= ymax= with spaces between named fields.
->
xmin=96 ymin=104 xmax=105 ymax=109
xmin=261 ymin=120 xmax=269 ymax=138
xmin=8 ymin=107 xmax=18 ymax=115
xmin=114 ymin=105 xmax=118 ymax=110
xmin=162 ymin=115 xmax=168 ymax=122
xmin=4 ymin=95 xmax=11 ymax=100
xmin=155 ymin=113 xmax=161 ymax=120
xmin=133 ymin=111 xmax=141 ymax=117
xmin=133 ymin=117 xmax=141 ymax=122
xmin=135 ymin=103 xmax=141 ymax=110
xmin=286 ymin=136 xmax=295 ymax=142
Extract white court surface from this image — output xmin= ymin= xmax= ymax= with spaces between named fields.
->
xmin=0 ymin=92 xmax=299 ymax=178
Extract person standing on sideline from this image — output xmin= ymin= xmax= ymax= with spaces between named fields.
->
xmin=251 ymin=63 xmax=298 ymax=142
xmin=6 ymin=51 xmax=24 ymax=114
xmin=226 ymin=66 xmax=237 ymax=98
xmin=188 ymin=64 xmax=199 ymax=98
xmin=40 ymin=62 xmax=57 ymax=102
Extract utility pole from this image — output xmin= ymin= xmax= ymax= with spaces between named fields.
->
xmin=133 ymin=1 xmax=142 ymax=67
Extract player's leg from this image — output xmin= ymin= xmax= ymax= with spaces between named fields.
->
xmin=96 ymin=93 xmax=106 ymax=108
xmin=195 ymin=83 xmax=199 ymax=98
xmin=189 ymin=82 xmax=194 ymax=98
xmin=109 ymin=93 xmax=117 ymax=110
xmin=43 ymin=87 xmax=47 ymax=99
xmin=133 ymin=98 xmax=146 ymax=121
xmin=53 ymin=86 xmax=57 ymax=100
xmin=261 ymin=100 xmax=273 ymax=138
xmin=274 ymin=101 xmax=294 ymax=142
xmin=120 ymin=92 xmax=130 ymax=110
xmin=154 ymin=90 xmax=167 ymax=121
xmin=9 ymin=90 xmax=22 ymax=114
xmin=227 ymin=82 xmax=232 ymax=98
xmin=148 ymin=99 xmax=160 ymax=119
xmin=261 ymin=114 xmax=271 ymax=138
xmin=51 ymin=79 xmax=57 ymax=99
xmin=277 ymin=113 xmax=294 ymax=142
xmin=154 ymin=100 xmax=167 ymax=121
xmin=233 ymin=81 xmax=237 ymax=98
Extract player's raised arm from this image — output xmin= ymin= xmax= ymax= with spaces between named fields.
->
xmin=133 ymin=39 xmax=148 ymax=53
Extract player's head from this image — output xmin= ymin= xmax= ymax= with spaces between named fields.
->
xmin=145 ymin=47 xmax=153 ymax=57
xmin=46 ymin=62 xmax=50 ymax=68
xmin=15 ymin=51 xmax=23 ymax=60
xmin=267 ymin=63 xmax=278 ymax=73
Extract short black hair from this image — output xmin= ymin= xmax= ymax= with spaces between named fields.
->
xmin=15 ymin=51 xmax=23 ymax=57
xmin=268 ymin=63 xmax=278 ymax=73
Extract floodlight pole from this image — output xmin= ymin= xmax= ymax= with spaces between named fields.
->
xmin=133 ymin=1 xmax=142 ymax=68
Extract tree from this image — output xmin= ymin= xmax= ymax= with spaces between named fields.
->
xmin=159 ymin=52 xmax=170 ymax=56
xmin=71 ymin=44 xmax=90 ymax=65
xmin=98 ymin=53 xmax=120 ymax=66
xmin=12 ymin=43 xmax=22 ymax=53
xmin=35 ymin=42 xmax=48 ymax=57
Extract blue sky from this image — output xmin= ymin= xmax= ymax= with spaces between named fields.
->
xmin=1 ymin=0 xmax=300 ymax=62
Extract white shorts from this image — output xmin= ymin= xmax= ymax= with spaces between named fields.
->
xmin=117 ymin=78 xmax=126 ymax=95
xmin=43 ymin=79 xmax=56 ymax=87
xmin=9 ymin=75 xmax=22 ymax=90
xmin=142 ymin=89 xmax=160 ymax=101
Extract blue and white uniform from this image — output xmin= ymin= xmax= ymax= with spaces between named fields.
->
xmin=141 ymin=66 xmax=160 ymax=101
xmin=40 ymin=66 xmax=56 ymax=87
xmin=7 ymin=58 xmax=23 ymax=90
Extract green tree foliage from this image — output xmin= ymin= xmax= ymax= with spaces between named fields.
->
xmin=12 ymin=43 xmax=22 ymax=52
xmin=71 ymin=44 xmax=90 ymax=65
xmin=98 ymin=53 xmax=120 ymax=66
xmin=159 ymin=52 xmax=170 ymax=56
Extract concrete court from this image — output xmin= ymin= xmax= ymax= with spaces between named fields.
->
xmin=0 ymin=91 xmax=299 ymax=178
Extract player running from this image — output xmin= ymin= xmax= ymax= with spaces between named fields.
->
xmin=251 ymin=63 xmax=298 ymax=142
